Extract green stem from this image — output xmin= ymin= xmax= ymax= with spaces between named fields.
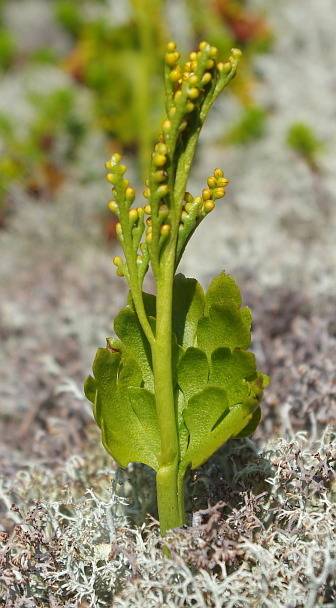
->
xmin=156 ymin=462 xmax=181 ymax=534
xmin=152 ymin=243 xmax=185 ymax=533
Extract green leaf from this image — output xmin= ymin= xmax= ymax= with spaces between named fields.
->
xmin=237 ymin=406 xmax=261 ymax=438
xmin=209 ymin=347 xmax=257 ymax=404
xmin=235 ymin=373 xmax=269 ymax=437
xmin=182 ymin=386 xmax=229 ymax=468
xmin=128 ymin=387 xmax=160 ymax=457
xmin=118 ymin=356 xmax=143 ymax=388
xmin=182 ymin=386 xmax=258 ymax=469
xmin=114 ymin=306 xmax=153 ymax=390
xmin=91 ymin=348 xmax=160 ymax=470
xmin=205 ymin=272 xmax=242 ymax=312
xmin=178 ymin=347 xmax=209 ymax=402
xmin=197 ymin=304 xmax=251 ymax=357
xmin=92 ymin=347 xmax=120 ymax=401
xmin=84 ymin=375 xmax=96 ymax=405
xmin=84 ymin=374 xmax=99 ymax=423
xmin=172 ymin=274 xmax=205 ymax=348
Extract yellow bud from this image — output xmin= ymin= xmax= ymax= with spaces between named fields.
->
xmin=125 ymin=187 xmax=135 ymax=202
xmin=159 ymin=204 xmax=169 ymax=218
xmin=113 ymin=255 xmax=122 ymax=267
xmin=162 ymin=119 xmax=172 ymax=132
xmin=153 ymin=153 xmax=167 ymax=168
xmin=184 ymin=192 xmax=193 ymax=204
xmin=146 ymin=217 xmax=152 ymax=226
xmin=106 ymin=173 xmax=117 ymax=184
xmin=189 ymin=74 xmax=198 ymax=86
xmin=157 ymin=184 xmax=169 ymax=197
xmin=108 ymin=200 xmax=118 ymax=213
xmin=116 ymin=222 xmax=122 ymax=237
xmin=181 ymin=210 xmax=189 ymax=221
xmin=201 ymin=72 xmax=212 ymax=85
xmin=185 ymin=61 xmax=192 ymax=71
xmin=167 ymin=41 xmax=176 ymax=52
xmin=165 ymin=51 xmax=180 ymax=67
xmin=204 ymin=200 xmax=215 ymax=213
xmin=218 ymin=62 xmax=231 ymax=74
xmin=128 ymin=208 xmax=138 ymax=221
xmin=105 ymin=160 xmax=112 ymax=170
xmin=217 ymin=177 xmax=229 ymax=187
xmin=160 ymin=224 xmax=171 ymax=236
xmin=207 ymin=176 xmax=216 ymax=189
xmin=174 ymin=90 xmax=183 ymax=102
xmin=137 ymin=207 xmax=144 ymax=218
xmin=170 ymin=69 xmax=181 ymax=82
xmin=214 ymin=188 xmax=225 ymax=199
xmin=206 ymin=59 xmax=214 ymax=69
xmin=153 ymin=170 xmax=167 ymax=183
xmin=187 ymin=88 xmax=200 ymax=100
xmin=155 ymin=142 xmax=168 ymax=155
xmin=111 ymin=152 xmax=122 ymax=164
xmin=202 ymin=188 xmax=212 ymax=201
xmin=185 ymin=202 xmax=193 ymax=213
xmin=189 ymin=51 xmax=197 ymax=61
xmin=231 ymin=48 xmax=242 ymax=59
xmin=214 ymin=168 xmax=224 ymax=178
xmin=186 ymin=101 xmax=195 ymax=113
xmin=191 ymin=61 xmax=197 ymax=71
xmin=209 ymin=46 xmax=218 ymax=58
xmin=143 ymin=187 xmax=150 ymax=199
xmin=199 ymin=41 xmax=208 ymax=51
xmin=146 ymin=233 xmax=152 ymax=244
xmin=169 ymin=107 xmax=176 ymax=118
xmin=144 ymin=204 xmax=151 ymax=214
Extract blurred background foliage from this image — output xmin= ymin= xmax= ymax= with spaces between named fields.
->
xmin=0 ymin=0 xmax=274 ymax=227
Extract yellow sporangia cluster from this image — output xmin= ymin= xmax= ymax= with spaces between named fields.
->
xmin=105 ymin=41 xmax=240 ymax=278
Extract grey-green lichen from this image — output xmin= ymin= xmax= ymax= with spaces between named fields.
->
xmin=1 ymin=429 xmax=335 ymax=607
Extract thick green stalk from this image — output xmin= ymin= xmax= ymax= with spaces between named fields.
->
xmin=152 ymin=243 xmax=184 ymax=533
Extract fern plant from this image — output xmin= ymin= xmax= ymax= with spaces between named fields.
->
xmin=85 ymin=40 xmax=268 ymax=534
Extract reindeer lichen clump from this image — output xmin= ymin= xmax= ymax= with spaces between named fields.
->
xmin=85 ymin=41 xmax=268 ymax=534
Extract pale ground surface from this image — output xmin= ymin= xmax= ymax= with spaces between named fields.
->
xmin=0 ymin=1 xmax=335 ymax=606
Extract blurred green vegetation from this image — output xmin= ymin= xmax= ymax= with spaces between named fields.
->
xmin=0 ymin=0 xmax=273 ymax=224
xmin=0 ymin=89 xmax=86 ymax=211
xmin=226 ymin=105 xmax=267 ymax=144
xmin=286 ymin=122 xmax=323 ymax=170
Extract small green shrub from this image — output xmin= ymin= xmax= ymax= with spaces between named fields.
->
xmin=287 ymin=121 xmax=323 ymax=168
xmin=85 ymin=40 xmax=268 ymax=534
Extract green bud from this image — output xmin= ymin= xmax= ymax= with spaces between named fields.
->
xmin=159 ymin=204 xmax=169 ymax=219
xmin=160 ymin=224 xmax=171 ymax=237
xmin=153 ymin=153 xmax=167 ymax=168
xmin=108 ymin=201 xmax=118 ymax=214
xmin=111 ymin=152 xmax=122 ymax=164
xmin=125 ymin=187 xmax=135 ymax=203
xmin=153 ymin=170 xmax=167 ymax=183
xmin=106 ymin=173 xmax=118 ymax=184
xmin=155 ymin=143 xmax=168 ymax=155
xmin=157 ymin=184 xmax=169 ymax=197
